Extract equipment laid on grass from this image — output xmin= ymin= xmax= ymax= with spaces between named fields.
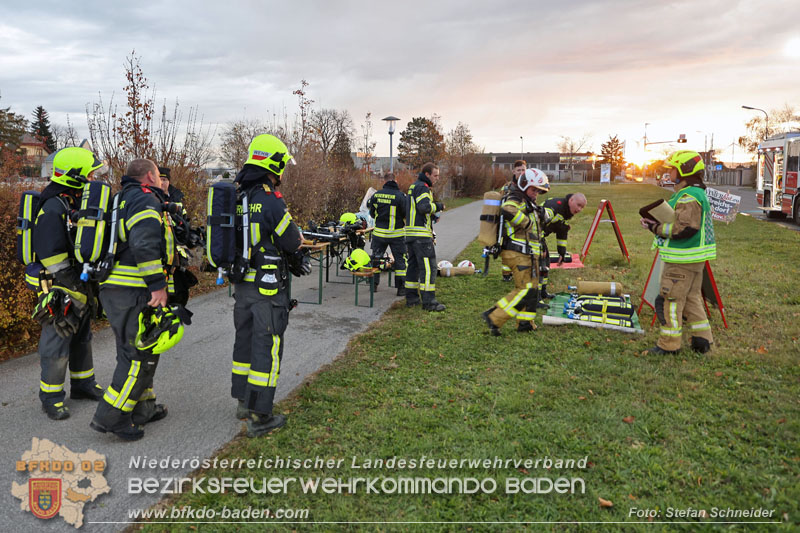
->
xmin=580 ymin=199 xmax=630 ymax=263
xmin=576 ymin=281 xmax=624 ymax=296
xmin=438 ymin=264 xmax=476 ymax=277
xmin=542 ymin=292 xmax=644 ymax=334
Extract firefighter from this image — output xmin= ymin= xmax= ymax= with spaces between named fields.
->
xmin=367 ymin=172 xmax=407 ymax=296
xmin=405 ymin=162 xmax=446 ymax=312
xmin=640 ymin=150 xmax=716 ymax=354
xmin=158 ymin=166 xmax=198 ymax=307
xmin=482 ymin=168 xmax=549 ymax=335
xmin=539 ymin=192 xmax=587 ymax=300
xmin=90 ymin=159 xmax=175 ymax=441
xmin=32 ymin=147 xmax=105 ymax=420
xmin=230 ymin=134 xmax=308 ymax=437
xmin=502 ymin=160 xmax=527 ymax=281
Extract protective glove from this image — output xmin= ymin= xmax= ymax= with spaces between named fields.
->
xmin=32 ymin=291 xmax=62 ymax=325
xmin=434 ymin=202 xmax=444 ymax=212
xmin=287 ymin=251 xmax=312 ymax=277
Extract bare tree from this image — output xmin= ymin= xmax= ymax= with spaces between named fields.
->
xmin=738 ymin=103 xmax=800 ymax=157
xmin=310 ymin=108 xmax=354 ymax=161
xmin=359 ymin=112 xmax=377 ymax=174
xmin=86 ymin=50 xmax=215 ymax=180
xmin=220 ymin=117 xmax=265 ymax=169
xmin=51 ymin=114 xmax=80 ymax=151
xmin=557 ymin=134 xmax=591 ymax=179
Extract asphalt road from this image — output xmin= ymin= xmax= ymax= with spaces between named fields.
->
xmin=1 ymin=200 xmax=483 ymax=532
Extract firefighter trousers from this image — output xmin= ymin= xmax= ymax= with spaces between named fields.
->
xmin=370 ymin=235 xmax=407 ymax=288
xmin=92 ymin=286 xmax=161 ymax=429
xmin=656 ymin=262 xmax=714 ymax=351
xmin=231 ymin=282 xmax=289 ymax=416
xmin=405 ymin=237 xmax=437 ymax=305
xmin=38 ymin=311 xmax=96 ymax=407
xmin=489 ymin=250 xmax=539 ymax=328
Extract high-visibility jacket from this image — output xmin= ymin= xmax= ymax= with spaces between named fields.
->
xmin=33 ymin=185 xmax=79 ymax=278
xmin=655 ymin=186 xmax=716 ymax=263
xmin=500 ymin=183 xmax=540 ymax=255
xmin=101 ymin=176 xmax=174 ymax=292
xmin=542 ymin=195 xmax=576 ymax=258
xmin=405 ymin=174 xmax=440 ymax=239
xmin=368 ymin=180 xmax=406 ymax=239
xmin=238 ymin=181 xmax=302 ymax=284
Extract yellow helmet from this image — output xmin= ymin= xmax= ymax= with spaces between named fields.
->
xmin=343 ymin=248 xmax=371 ymax=271
xmin=339 ymin=212 xmax=357 ymax=225
xmin=664 ymin=150 xmax=705 ymax=178
xmin=135 ymin=306 xmax=190 ymax=355
xmin=245 ymin=134 xmax=294 ymax=181
xmin=51 ymin=147 xmax=103 ymax=188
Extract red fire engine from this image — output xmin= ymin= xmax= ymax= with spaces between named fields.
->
xmin=755 ymin=132 xmax=800 ymax=224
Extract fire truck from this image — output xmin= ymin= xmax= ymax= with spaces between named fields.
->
xmin=755 ymin=131 xmax=800 ymax=224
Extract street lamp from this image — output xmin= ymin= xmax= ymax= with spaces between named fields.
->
xmin=382 ymin=116 xmax=400 ymax=173
xmin=520 ymin=136 xmax=523 ymax=159
xmin=742 ymin=105 xmax=769 ymax=140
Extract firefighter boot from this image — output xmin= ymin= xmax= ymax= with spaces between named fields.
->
xmin=246 ymin=412 xmax=287 ymax=438
xmin=691 ymin=337 xmax=712 ymax=354
xmin=395 ymin=276 xmax=406 ymax=297
xmin=71 ymin=382 xmax=104 ymax=401
xmin=90 ymin=418 xmax=145 ymax=441
xmin=517 ymin=321 xmax=536 ymax=333
xmin=540 ymin=285 xmax=554 ymax=300
xmin=236 ymin=400 xmax=249 ymax=420
xmin=43 ymin=402 xmax=70 ymax=421
xmin=482 ymin=308 xmax=501 ymax=336
xmin=648 ymin=346 xmax=678 ymax=355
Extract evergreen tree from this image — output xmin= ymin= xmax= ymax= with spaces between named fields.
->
xmin=329 ymin=130 xmax=355 ymax=170
xmin=397 ymin=116 xmax=445 ymax=170
xmin=600 ymin=135 xmax=626 ymax=178
xmin=0 ymin=96 xmax=27 ymax=147
xmin=30 ymin=105 xmax=56 ymax=152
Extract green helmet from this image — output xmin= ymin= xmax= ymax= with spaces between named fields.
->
xmin=339 ymin=212 xmax=357 ymax=225
xmin=344 ymin=248 xmax=371 ymax=272
xmin=135 ymin=306 xmax=187 ymax=355
xmin=245 ymin=134 xmax=294 ymax=180
xmin=51 ymin=147 xmax=103 ymax=188
xmin=664 ymin=150 xmax=705 ymax=178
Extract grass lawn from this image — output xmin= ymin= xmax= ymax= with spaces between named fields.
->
xmin=140 ymin=184 xmax=799 ymax=531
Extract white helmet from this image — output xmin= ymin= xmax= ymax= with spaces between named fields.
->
xmin=518 ymin=168 xmax=549 ymax=193
xmin=437 ymin=260 xmax=453 ymax=269
xmin=457 ymin=260 xmax=474 ymax=268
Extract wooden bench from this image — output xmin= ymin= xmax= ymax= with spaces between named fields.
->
xmin=352 ymin=268 xmax=381 ymax=308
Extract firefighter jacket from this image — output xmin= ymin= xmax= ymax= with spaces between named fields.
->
xmin=500 ymin=183 xmax=541 ymax=256
xmin=239 ymin=181 xmax=303 ymax=284
xmin=651 ymin=185 xmax=716 ymax=264
xmin=33 ymin=183 xmax=83 ymax=293
xmin=368 ymin=180 xmax=406 ymax=238
xmin=406 ymin=173 xmax=442 ymax=239
xmin=101 ymin=176 xmax=174 ymax=292
xmin=542 ymin=195 xmax=576 ymax=258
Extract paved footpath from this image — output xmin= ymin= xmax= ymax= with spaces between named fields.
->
xmin=0 ymin=200 xmax=482 ymax=532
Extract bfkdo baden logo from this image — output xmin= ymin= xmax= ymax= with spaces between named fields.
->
xmin=29 ymin=478 xmax=62 ymax=519
xmin=11 ymin=438 xmax=110 ymax=529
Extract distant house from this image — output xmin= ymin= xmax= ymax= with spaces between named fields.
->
xmin=17 ymin=134 xmax=51 ymax=177
xmin=487 ymin=152 xmax=599 ymax=182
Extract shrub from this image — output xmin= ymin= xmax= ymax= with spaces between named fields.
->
xmin=0 ymin=184 xmax=40 ymax=356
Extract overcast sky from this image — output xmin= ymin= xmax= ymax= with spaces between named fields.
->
xmin=2 ymin=0 xmax=798 ymax=165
